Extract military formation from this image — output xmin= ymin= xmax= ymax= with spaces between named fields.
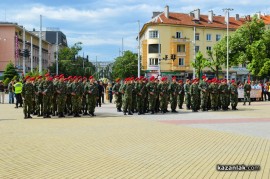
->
xmin=20 ymin=73 xmax=252 ymax=118
xmin=21 ymin=73 xmax=98 ymax=119
xmin=112 ymin=75 xmax=252 ymax=115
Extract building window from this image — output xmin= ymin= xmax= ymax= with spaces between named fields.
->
xmin=206 ymin=34 xmax=212 ymax=41
xmin=206 ymin=46 xmax=212 ymax=51
xmin=149 ymin=58 xmax=159 ymax=66
xmin=195 ymin=33 xmax=200 ymax=41
xmin=177 ymin=44 xmax=185 ymax=53
xmin=176 ymin=32 xmax=182 ymax=39
xmin=149 ymin=30 xmax=158 ymax=39
xmin=178 ymin=58 xmax=185 ymax=66
xmin=195 ymin=46 xmax=200 ymax=53
xmin=216 ymin=34 xmax=221 ymax=41
xmin=148 ymin=44 xmax=161 ymax=53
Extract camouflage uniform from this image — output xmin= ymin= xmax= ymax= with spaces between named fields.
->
xmin=229 ymin=83 xmax=238 ymax=110
xmin=177 ymin=82 xmax=185 ymax=109
xmin=39 ymin=78 xmax=54 ymax=118
xmin=158 ymin=81 xmax=169 ymax=113
xmin=131 ymin=81 xmax=137 ymax=113
xmin=243 ymin=83 xmax=251 ymax=105
xmin=66 ymin=80 xmax=73 ymax=115
xmin=85 ymin=80 xmax=98 ymax=116
xmin=71 ymin=80 xmax=84 ymax=117
xmin=146 ymin=80 xmax=157 ymax=114
xmin=169 ymin=81 xmax=178 ymax=112
xmin=184 ymin=81 xmax=191 ymax=110
xmin=136 ymin=80 xmax=145 ymax=115
xmin=208 ymin=81 xmax=219 ymax=111
xmin=190 ymin=80 xmax=200 ymax=112
xmin=34 ymin=79 xmax=43 ymax=116
xmin=52 ymin=79 xmax=59 ymax=116
xmin=56 ymin=79 xmax=67 ymax=117
xmin=218 ymin=82 xmax=229 ymax=110
xmin=121 ymin=81 xmax=133 ymax=115
xmin=112 ymin=82 xmax=122 ymax=112
xmin=198 ymin=79 xmax=209 ymax=111
xmin=22 ymin=80 xmax=35 ymax=118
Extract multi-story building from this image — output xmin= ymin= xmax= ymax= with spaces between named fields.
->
xmin=139 ymin=6 xmax=269 ymax=81
xmin=0 ymin=22 xmax=54 ymax=75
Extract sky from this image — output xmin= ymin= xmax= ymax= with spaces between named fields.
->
xmin=1 ymin=0 xmax=270 ymax=62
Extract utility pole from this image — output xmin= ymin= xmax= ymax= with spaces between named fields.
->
xmin=39 ymin=15 xmax=42 ymax=73
xmin=56 ymin=31 xmax=59 ymax=75
xmin=23 ymin=27 xmax=26 ymax=75
xmin=30 ymin=36 xmax=33 ymax=72
xmin=122 ymin=37 xmax=124 ymax=56
xmin=138 ymin=20 xmax=141 ymax=77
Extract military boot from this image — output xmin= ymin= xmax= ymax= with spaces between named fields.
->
xmin=27 ymin=114 xmax=32 ymax=118
xmin=24 ymin=114 xmax=28 ymax=119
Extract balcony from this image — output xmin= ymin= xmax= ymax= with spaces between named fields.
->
xmin=171 ymin=37 xmax=191 ymax=43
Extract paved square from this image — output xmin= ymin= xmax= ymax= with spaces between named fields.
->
xmin=0 ymin=97 xmax=269 ymax=178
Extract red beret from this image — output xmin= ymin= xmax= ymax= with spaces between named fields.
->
xmin=172 ymin=76 xmax=176 ymax=80
xmin=231 ymin=80 xmax=235 ymax=83
xmin=30 ymin=77 xmax=36 ymax=81
xmin=115 ymin=78 xmax=120 ymax=82
xmin=202 ymin=75 xmax=207 ymax=79
xmin=178 ymin=80 xmax=183 ymax=83
xmin=150 ymin=76 xmax=155 ymax=81
xmin=45 ymin=73 xmax=50 ymax=77
xmin=89 ymin=76 xmax=94 ymax=79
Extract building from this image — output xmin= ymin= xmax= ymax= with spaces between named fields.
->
xmin=139 ymin=6 xmax=269 ymax=81
xmin=0 ymin=22 xmax=54 ymax=75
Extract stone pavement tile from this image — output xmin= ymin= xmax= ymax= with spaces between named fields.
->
xmin=0 ymin=116 xmax=269 ymax=178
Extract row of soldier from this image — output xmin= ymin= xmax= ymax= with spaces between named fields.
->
xmin=21 ymin=73 xmax=99 ymax=119
xmin=112 ymin=75 xmax=251 ymax=115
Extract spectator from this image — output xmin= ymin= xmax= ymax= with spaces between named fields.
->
xmin=0 ymin=81 xmax=5 ymax=103
xmin=96 ymin=81 xmax=104 ymax=107
xmin=8 ymin=80 xmax=15 ymax=104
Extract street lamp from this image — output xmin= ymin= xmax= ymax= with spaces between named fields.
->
xmin=223 ymin=8 xmax=233 ymax=82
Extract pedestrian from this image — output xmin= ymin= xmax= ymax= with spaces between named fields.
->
xmin=121 ymin=78 xmax=133 ymax=115
xmin=158 ymin=77 xmax=169 ymax=114
xmin=208 ymin=78 xmax=219 ymax=111
xmin=71 ymin=76 xmax=84 ymax=117
xmin=8 ymin=80 xmax=14 ymax=104
xmin=107 ymin=83 xmax=113 ymax=103
xmin=190 ymin=78 xmax=200 ymax=112
xmin=229 ymin=79 xmax=238 ymax=110
xmin=0 ymin=80 xmax=5 ymax=104
xmin=85 ymin=76 xmax=98 ymax=116
xmin=169 ymin=76 xmax=178 ymax=113
xmin=96 ymin=81 xmax=103 ymax=107
xmin=177 ymin=80 xmax=185 ymax=109
xmin=55 ymin=75 xmax=67 ymax=118
xmin=184 ymin=79 xmax=191 ymax=110
xmin=243 ymin=80 xmax=251 ymax=105
xmin=146 ymin=76 xmax=157 ymax=114
xmin=14 ymin=79 xmax=23 ymax=108
xmin=198 ymin=75 xmax=209 ymax=111
xmin=112 ymin=78 xmax=122 ymax=112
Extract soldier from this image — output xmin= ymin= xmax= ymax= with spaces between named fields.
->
xmin=229 ymin=79 xmax=238 ymax=110
xmin=56 ymin=75 xmax=67 ymax=117
xmin=34 ymin=76 xmax=43 ymax=116
xmin=243 ymin=80 xmax=251 ymax=105
xmin=154 ymin=78 xmax=160 ymax=113
xmin=146 ymin=76 xmax=157 ymax=114
xmin=208 ymin=78 xmax=219 ymax=111
xmin=198 ymin=75 xmax=209 ymax=111
xmin=136 ymin=77 xmax=145 ymax=115
xmin=112 ymin=78 xmax=122 ymax=112
xmin=184 ymin=79 xmax=191 ymax=110
xmin=158 ymin=77 xmax=169 ymax=114
xmin=219 ymin=79 xmax=229 ymax=110
xmin=177 ymin=80 xmax=185 ymax=109
xmin=131 ymin=77 xmax=137 ymax=113
xmin=85 ymin=76 xmax=98 ymax=116
xmin=66 ymin=76 xmax=73 ymax=115
xmin=71 ymin=76 xmax=83 ymax=117
xmin=82 ymin=77 xmax=88 ymax=115
xmin=121 ymin=78 xmax=133 ymax=115
xmin=39 ymin=73 xmax=54 ymax=118
xmin=21 ymin=76 xmax=35 ymax=119
xmin=142 ymin=78 xmax=149 ymax=113
xmin=52 ymin=76 xmax=59 ymax=116
xmin=190 ymin=78 xmax=200 ymax=112
xmin=169 ymin=76 xmax=178 ymax=113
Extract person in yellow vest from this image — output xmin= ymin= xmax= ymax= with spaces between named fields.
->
xmin=14 ymin=79 xmax=23 ymax=108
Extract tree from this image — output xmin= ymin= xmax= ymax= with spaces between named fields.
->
xmin=112 ymin=51 xmax=138 ymax=79
xmin=192 ymin=51 xmax=210 ymax=79
xmin=3 ymin=61 xmax=18 ymax=80
xmin=58 ymin=42 xmax=82 ymax=61
xmin=206 ymin=48 xmax=225 ymax=79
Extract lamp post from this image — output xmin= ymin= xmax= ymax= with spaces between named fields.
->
xmin=39 ymin=15 xmax=42 ymax=74
xmin=137 ymin=20 xmax=140 ymax=78
xmin=56 ymin=31 xmax=59 ymax=75
xmin=223 ymin=8 xmax=233 ymax=82
xmin=23 ymin=27 xmax=26 ymax=75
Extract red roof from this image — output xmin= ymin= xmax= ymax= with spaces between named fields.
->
xmin=152 ymin=12 xmax=246 ymax=30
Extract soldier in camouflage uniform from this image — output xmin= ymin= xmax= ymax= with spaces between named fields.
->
xmin=55 ymin=75 xmax=67 ymax=117
xmin=146 ymin=76 xmax=157 ymax=114
xmin=22 ymin=77 xmax=35 ymax=119
xmin=52 ymin=76 xmax=59 ymax=116
xmin=169 ymin=76 xmax=178 ymax=113
xmin=136 ymin=77 xmax=145 ymax=115
xmin=34 ymin=76 xmax=43 ymax=116
xmin=229 ymin=80 xmax=238 ymax=110
xmin=190 ymin=79 xmax=200 ymax=112
xmin=177 ymin=80 xmax=185 ymax=109
xmin=158 ymin=77 xmax=169 ymax=114
xmin=154 ymin=78 xmax=160 ymax=113
xmin=218 ymin=79 xmax=229 ymax=110
xmin=208 ymin=78 xmax=219 ymax=111
xmin=121 ymin=78 xmax=133 ymax=115
xmin=131 ymin=77 xmax=137 ymax=113
xmin=243 ymin=80 xmax=251 ymax=105
xmin=66 ymin=76 xmax=73 ymax=115
xmin=112 ymin=78 xmax=122 ymax=112
xmin=142 ymin=78 xmax=149 ymax=113
xmin=85 ymin=76 xmax=98 ymax=116
xmin=82 ymin=77 xmax=88 ymax=115
xmin=184 ymin=79 xmax=191 ymax=110
xmin=71 ymin=76 xmax=84 ymax=117
xmin=198 ymin=75 xmax=209 ymax=111
xmin=39 ymin=73 xmax=54 ymax=118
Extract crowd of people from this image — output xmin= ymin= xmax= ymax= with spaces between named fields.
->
xmin=1 ymin=73 xmax=270 ymax=119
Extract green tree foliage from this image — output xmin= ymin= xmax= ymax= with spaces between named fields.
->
xmin=58 ymin=42 xmax=82 ymax=61
xmin=112 ymin=51 xmax=138 ymax=79
xmin=192 ymin=51 xmax=210 ymax=79
xmin=216 ymin=15 xmax=270 ymax=78
xmin=206 ymin=48 xmax=225 ymax=79
xmin=3 ymin=61 xmax=19 ymax=80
